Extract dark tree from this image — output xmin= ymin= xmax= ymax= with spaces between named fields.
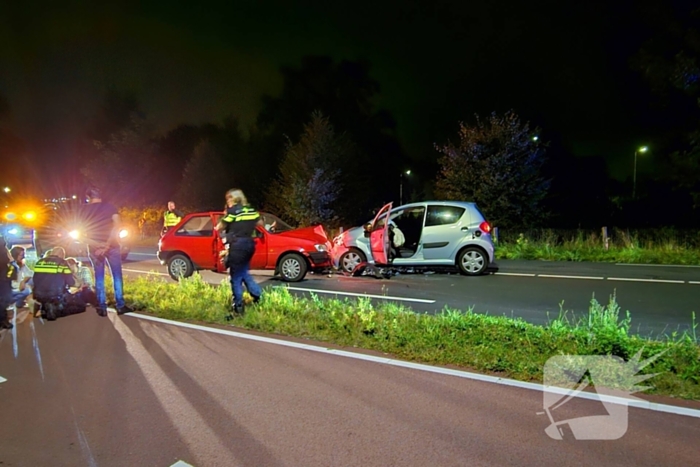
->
xmin=254 ymin=56 xmax=407 ymax=221
xmin=265 ymin=112 xmax=350 ymax=227
xmin=434 ymin=110 xmax=550 ymax=229
xmin=80 ymin=113 xmax=158 ymax=205
xmin=176 ymin=139 xmax=231 ymax=211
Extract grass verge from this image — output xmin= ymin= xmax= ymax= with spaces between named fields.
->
xmin=495 ymin=229 xmax=700 ymax=264
xmin=115 ymin=274 xmax=700 ymax=400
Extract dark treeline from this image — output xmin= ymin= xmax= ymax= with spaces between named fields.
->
xmin=1 ymin=1 xmax=699 ymax=230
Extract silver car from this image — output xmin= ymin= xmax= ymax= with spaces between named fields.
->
xmin=330 ymin=201 xmax=498 ymax=276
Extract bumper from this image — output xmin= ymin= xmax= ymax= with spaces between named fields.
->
xmin=157 ymin=250 xmax=166 ymax=265
xmin=329 ymin=243 xmax=349 ymax=268
xmin=308 ymin=251 xmax=332 ymax=268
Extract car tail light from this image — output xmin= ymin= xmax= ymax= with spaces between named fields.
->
xmin=479 ymin=221 xmax=492 ymax=234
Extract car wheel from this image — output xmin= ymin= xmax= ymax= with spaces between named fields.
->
xmin=279 ymin=253 xmax=308 ymax=282
xmin=339 ymin=248 xmax=366 ymax=274
xmin=167 ymin=254 xmax=194 ymax=280
xmin=457 ymin=247 xmax=488 ymax=276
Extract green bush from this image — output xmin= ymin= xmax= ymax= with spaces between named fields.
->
xmin=495 ymin=228 xmax=700 ymax=264
xmin=119 ymin=274 xmax=700 ymax=399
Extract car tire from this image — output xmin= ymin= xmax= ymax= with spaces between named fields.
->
xmin=167 ymin=254 xmax=194 ymax=280
xmin=339 ymin=248 xmax=367 ymax=274
xmin=457 ymin=246 xmax=488 ymax=276
xmin=278 ymin=253 xmax=307 ymax=282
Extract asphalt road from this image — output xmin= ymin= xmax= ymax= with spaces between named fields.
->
xmin=121 ymin=248 xmax=700 ymax=336
xmin=1 ymin=310 xmax=698 ymax=466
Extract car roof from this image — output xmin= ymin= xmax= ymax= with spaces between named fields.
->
xmin=393 ymin=201 xmax=476 ymax=209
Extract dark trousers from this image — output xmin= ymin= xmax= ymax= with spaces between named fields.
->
xmin=226 ymin=237 xmax=262 ymax=307
xmin=0 ymin=280 xmax=12 ymax=322
xmin=35 ymin=288 xmax=94 ymax=318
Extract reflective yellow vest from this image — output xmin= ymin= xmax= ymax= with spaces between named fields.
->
xmin=164 ymin=210 xmax=182 ymax=227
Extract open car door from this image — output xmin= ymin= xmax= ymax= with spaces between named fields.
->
xmin=213 ymin=213 xmax=228 ymax=273
xmin=369 ymin=202 xmax=392 ymax=265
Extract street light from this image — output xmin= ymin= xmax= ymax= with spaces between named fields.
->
xmin=532 ymin=136 xmax=539 ymax=141
xmin=633 ymin=146 xmax=648 ymax=199
xmin=2 ymin=187 xmax=10 ymax=193
xmin=400 ymin=170 xmax=411 ymax=205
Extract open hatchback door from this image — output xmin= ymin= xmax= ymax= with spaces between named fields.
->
xmin=368 ymin=202 xmax=392 ymax=265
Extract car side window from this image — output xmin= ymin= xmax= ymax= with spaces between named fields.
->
xmin=176 ymin=216 xmax=214 ymax=237
xmin=425 ymin=206 xmax=466 ymax=227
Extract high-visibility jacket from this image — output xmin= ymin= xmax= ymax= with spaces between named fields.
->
xmin=33 ymin=256 xmax=75 ymax=298
xmin=163 ymin=210 xmax=182 ymax=228
xmin=220 ymin=205 xmax=260 ymax=240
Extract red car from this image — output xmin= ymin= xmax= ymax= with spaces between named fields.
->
xmin=157 ymin=211 xmax=332 ymax=282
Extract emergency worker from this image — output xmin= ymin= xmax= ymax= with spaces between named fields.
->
xmin=30 ymin=247 xmax=90 ymax=321
xmin=216 ymin=189 xmax=262 ymax=317
xmin=0 ymin=236 xmax=17 ymax=329
xmin=162 ymin=201 xmax=184 ymax=234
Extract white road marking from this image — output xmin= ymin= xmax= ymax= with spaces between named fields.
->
xmin=122 ymin=312 xmax=700 ymax=419
xmin=170 ymin=461 xmax=194 ymax=467
xmin=494 ymin=272 xmax=536 ymax=277
xmin=690 ymin=281 xmax=700 ymax=285
xmin=0 ymin=375 xmax=6 ymax=384
xmin=616 ymin=263 xmax=700 ymax=268
xmin=537 ymin=274 xmax=604 ymax=280
xmin=607 ymin=277 xmax=686 ymax=284
xmin=122 ymin=268 xmax=170 ymax=277
xmin=281 ymin=286 xmax=436 ymax=304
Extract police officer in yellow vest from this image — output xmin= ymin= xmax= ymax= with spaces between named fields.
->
xmin=163 ymin=201 xmax=184 ymax=235
xmin=32 ymin=247 xmax=92 ymax=321
xmin=216 ymin=189 xmax=263 ymax=317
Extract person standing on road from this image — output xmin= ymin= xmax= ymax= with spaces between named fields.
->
xmin=162 ymin=201 xmax=184 ymax=235
xmin=0 ymin=236 xmax=17 ymax=329
xmin=10 ymin=246 xmax=33 ymax=308
xmin=82 ymin=187 xmax=133 ymax=317
xmin=216 ymin=188 xmax=262 ymax=317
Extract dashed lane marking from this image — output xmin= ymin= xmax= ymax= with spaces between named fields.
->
xmin=121 ymin=312 xmax=700 ymax=420
xmin=494 ymin=272 xmax=536 ymax=277
xmin=537 ymin=274 xmax=604 ymax=280
xmin=282 ymin=286 xmax=437 ymax=304
xmin=0 ymin=375 xmax=6 ymax=384
xmin=607 ymin=277 xmax=686 ymax=284
xmin=494 ymin=272 xmax=693 ymax=284
xmin=170 ymin=461 xmax=194 ymax=467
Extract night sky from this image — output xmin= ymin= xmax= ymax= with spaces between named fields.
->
xmin=0 ymin=0 xmax=681 ymax=185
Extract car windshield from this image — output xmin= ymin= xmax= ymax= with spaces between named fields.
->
xmin=261 ymin=213 xmax=294 ymax=233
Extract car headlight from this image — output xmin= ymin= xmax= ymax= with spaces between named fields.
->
xmin=8 ymin=227 xmax=19 ymax=235
xmin=119 ymin=229 xmax=129 ymax=239
xmin=315 ymin=244 xmax=327 ymax=252
xmin=22 ymin=211 xmax=36 ymax=221
xmin=69 ymin=230 xmax=80 ymax=240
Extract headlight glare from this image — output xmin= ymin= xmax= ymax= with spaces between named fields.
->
xmin=119 ymin=229 xmax=129 ymax=239
xmin=68 ymin=230 xmax=80 ymax=240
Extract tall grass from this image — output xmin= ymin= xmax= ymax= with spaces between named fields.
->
xmin=495 ymin=227 xmax=700 ymax=264
xmin=119 ymin=274 xmax=700 ymax=399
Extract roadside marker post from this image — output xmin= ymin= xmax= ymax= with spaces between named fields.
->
xmin=602 ymin=226 xmax=609 ymax=250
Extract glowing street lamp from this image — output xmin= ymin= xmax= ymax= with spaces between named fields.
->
xmin=2 ymin=187 xmax=10 ymax=193
xmin=633 ymin=146 xmax=648 ymax=199
xmin=400 ymin=170 xmax=412 ymax=205
xmin=532 ymin=136 xmax=539 ymax=141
